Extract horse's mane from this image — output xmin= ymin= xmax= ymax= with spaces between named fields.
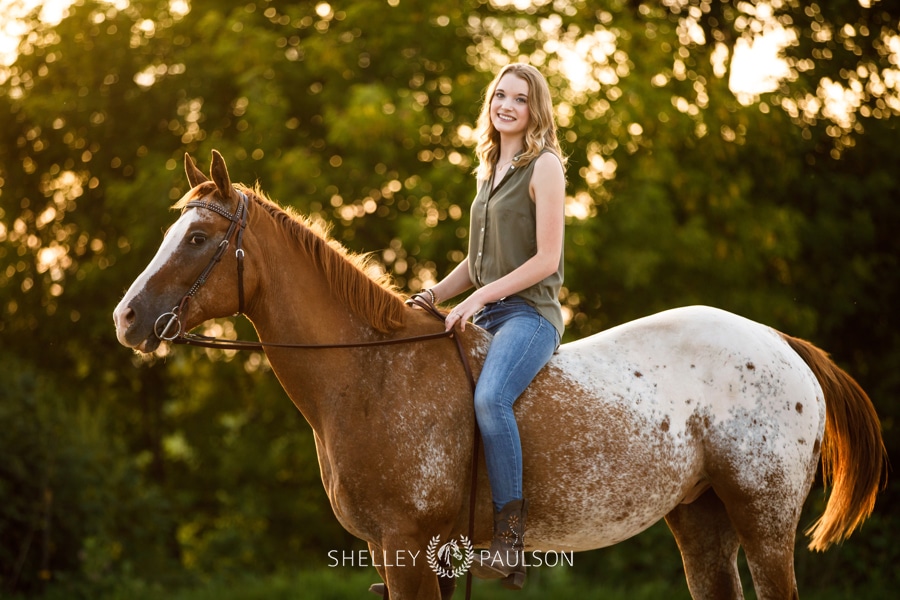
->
xmin=176 ymin=183 xmax=407 ymax=333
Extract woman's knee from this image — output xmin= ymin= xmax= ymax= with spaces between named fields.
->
xmin=473 ymin=388 xmax=494 ymax=419
xmin=473 ymin=389 xmax=507 ymax=431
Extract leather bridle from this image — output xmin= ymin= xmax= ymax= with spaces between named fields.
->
xmin=153 ymin=190 xmax=249 ymax=342
xmin=151 ymin=189 xmax=467 ymax=360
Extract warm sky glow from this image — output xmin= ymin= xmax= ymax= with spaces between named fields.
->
xmin=0 ymin=0 xmax=70 ymax=65
xmin=730 ymin=36 xmax=790 ymax=96
xmin=729 ymin=17 xmax=794 ymax=101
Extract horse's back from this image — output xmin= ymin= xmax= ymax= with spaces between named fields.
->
xmin=556 ymin=305 xmax=823 ymax=417
xmin=515 ymin=306 xmax=826 ymax=551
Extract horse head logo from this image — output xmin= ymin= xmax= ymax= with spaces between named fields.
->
xmin=438 ymin=540 xmax=465 ymax=564
xmin=427 ymin=535 xmax=474 ymax=578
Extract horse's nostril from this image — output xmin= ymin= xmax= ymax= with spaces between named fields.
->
xmin=114 ymin=305 xmax=136 ymax=332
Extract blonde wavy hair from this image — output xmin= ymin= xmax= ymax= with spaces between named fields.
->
xmin=474 ymin=63 xmax=566 ymax=181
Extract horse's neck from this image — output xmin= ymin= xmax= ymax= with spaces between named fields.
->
xmin=240 ymin=200 xmax=489 ymax=439
xmin=244 ymin=212 xmax=367 ymax=345
xmin=240 ymin=207 xmax=401 ymax=428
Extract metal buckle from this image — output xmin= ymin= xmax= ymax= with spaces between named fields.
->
xmin=154 ymin=310 xmax=183 ymax=341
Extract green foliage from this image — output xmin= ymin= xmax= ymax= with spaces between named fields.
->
xmin=1 ymin=0 xmax=898 ymax=597
xmin=156 ymin=353 xmax=352 ymax=575
xmin=3 ymin=567 xmax=693 ymax=600
xmin=0 ymin=354 xmax=179 ymax=597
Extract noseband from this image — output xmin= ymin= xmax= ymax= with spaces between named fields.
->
xmin=153 ymin=191 xmax=249 ymax=341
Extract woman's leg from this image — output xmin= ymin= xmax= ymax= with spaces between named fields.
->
xmin=473 ymin=302 xmax=558 ymax=511
xmin=470 ymin=300 xmax=557 ymax=586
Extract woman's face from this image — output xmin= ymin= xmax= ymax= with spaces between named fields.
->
xmin=490 ymin=73 xmax=530 ymax=139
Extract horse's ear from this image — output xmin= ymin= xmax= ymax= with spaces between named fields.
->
xmin=184 ymin=153 xmax=208 ymax=188
xmin=209 ymin=150 xmax=236 ymax=206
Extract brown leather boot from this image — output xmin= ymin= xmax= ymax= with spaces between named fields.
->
xmin=469 ymin=498 xmax=527 ymax=590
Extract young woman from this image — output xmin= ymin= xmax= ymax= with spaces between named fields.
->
xmin=415 ymin=62 xmax=566 ymax=590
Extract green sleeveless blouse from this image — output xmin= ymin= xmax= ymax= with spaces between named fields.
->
xmin=467 ymin=151 xmax=565 ymax=336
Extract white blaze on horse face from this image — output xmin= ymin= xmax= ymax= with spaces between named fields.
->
xmin=113 ymin=208 xmax=203 ymax=344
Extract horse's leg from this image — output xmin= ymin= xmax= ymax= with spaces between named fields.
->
xmin=378 ymin=534 xmax=442 ymax=600
xmin=437 ymin=571 xmax=457 ymax=599
xmin=369 ymin=580 xmax=455 ymax=599
xmin=719 ymin=488 xmax=801 ymax=600
xmin=367 ymin=539 xmax=456 ymax=600
xmin=665 ymin=489 xmax=743 ymax=600
xmin=369 ymin=577 xmax=455 ymax=599
xmin=368 ymin=541 xmax=390 ymax=599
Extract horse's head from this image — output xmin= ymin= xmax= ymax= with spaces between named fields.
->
xmin=113 ymin=150 xmax=253 ymax=353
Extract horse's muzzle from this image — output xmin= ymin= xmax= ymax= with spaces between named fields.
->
xmin=113 ymin=302 xmax=162 ymax=353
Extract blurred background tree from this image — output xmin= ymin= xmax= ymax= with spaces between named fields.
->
xmin=1 ymin=0 xmax=897 ymax=597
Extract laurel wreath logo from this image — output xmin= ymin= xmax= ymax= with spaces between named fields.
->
xmin=426 ymin=534 xmax=474 ymax=578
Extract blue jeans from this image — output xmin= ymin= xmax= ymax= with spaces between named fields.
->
xmin=473 ymin=296 xmax=559 ymax=512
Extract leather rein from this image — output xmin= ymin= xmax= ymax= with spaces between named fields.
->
xmin=151 ymin=191 xmax=482 ymax=598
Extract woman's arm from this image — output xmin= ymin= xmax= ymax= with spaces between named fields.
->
xmin=430 ymin=257 xmax=474 ymax=304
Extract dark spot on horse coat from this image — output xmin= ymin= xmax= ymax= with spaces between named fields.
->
xmin=660 ymin=417 xmax=670 ymax=432
xmin=795 ymin=402 xmax=803 ymax=414
xmin=634 ymin=371 xmax=643 ymax=378
xmin=746 ymin=362 xmax=756 ymax=370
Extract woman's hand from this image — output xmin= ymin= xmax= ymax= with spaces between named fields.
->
xmin=445 ymin=294 xmax=487 ymax=332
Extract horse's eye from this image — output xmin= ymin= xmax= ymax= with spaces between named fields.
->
xmin=188 ymin=233 xmax=207 ymax=246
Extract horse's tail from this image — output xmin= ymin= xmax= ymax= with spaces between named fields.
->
xmin=780 ymin=333 xmax=886 ymax=551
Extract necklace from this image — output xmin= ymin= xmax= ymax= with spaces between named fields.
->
xmin=495 ymin=158 xmax=516 ymax=174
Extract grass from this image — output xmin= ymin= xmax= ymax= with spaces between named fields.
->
xmin=27 ymin=566 xmax=691 ymax=600
xmin=14 ymin=564 xmax=895 ymax=599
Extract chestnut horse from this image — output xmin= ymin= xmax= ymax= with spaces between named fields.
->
xmin=113 ymin=151 xmax=884 ymax=599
